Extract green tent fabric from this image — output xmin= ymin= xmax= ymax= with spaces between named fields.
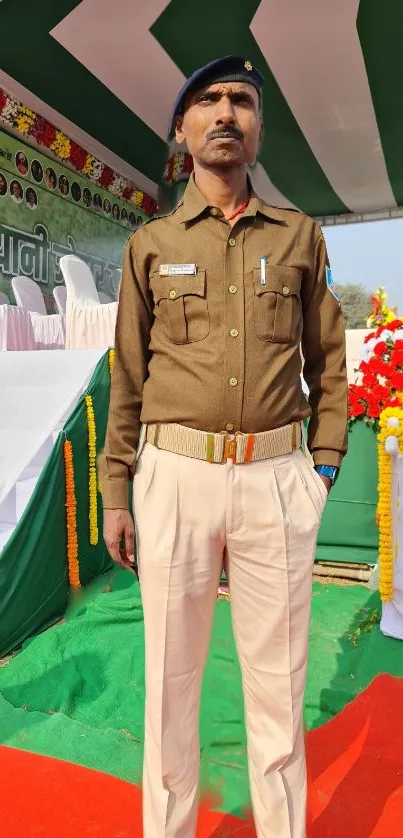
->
xmin=0 ymin=352 xmax=113 ymax=659
xmin=1 ymin=2 xmax=403 ymax=219
xmin=316 ymin=420 xmax=379 ymax=565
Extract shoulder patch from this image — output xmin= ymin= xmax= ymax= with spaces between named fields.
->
xmin=326 ymin=265 xmax=339 ymax=302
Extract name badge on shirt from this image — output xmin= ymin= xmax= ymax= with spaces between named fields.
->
xmin=159 ymin=263 xmax=197 ymax=276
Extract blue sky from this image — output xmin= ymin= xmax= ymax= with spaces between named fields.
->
xmin=323 ymin=218 xmax=403 ymax=314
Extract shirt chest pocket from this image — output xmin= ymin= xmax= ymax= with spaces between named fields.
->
xmin=253 ymin=265 xmax=302 ymax=344
xmin=150 ymin=270 xmax=209 ymax=345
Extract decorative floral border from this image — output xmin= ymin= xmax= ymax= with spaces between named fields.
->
xmin=0 ymin=87 xmax=158 ymax=216
xmin=163 ymin=151 xmax=193 ymax=185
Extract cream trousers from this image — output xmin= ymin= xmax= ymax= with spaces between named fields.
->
xmin=133 ymin=443 xmax=327 ymax=838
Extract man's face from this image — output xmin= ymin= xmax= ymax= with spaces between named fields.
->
xmin=12 ymin=183 xmax=19 ymax=197
xmin=175 ymin=81 xmax=263 ymax=171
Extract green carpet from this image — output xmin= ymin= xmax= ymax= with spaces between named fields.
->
xmin=0 ymin=570 xmax=402 ymax=815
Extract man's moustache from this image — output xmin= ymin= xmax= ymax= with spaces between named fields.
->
xmin=207 ymin=129 xmax=244 ymax=141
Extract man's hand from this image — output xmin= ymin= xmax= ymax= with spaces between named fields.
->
xmin=103 ymin=508 xmax=135 ymax=570
xmin=318 ymin=474 xmax=332 ymax=495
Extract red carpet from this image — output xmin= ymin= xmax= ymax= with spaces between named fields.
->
xmin=1 ymin=674 xmax=402 ymax=837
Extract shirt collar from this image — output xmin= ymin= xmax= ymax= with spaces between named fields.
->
xmin=178 ymin=172 xmax=288 ymax=225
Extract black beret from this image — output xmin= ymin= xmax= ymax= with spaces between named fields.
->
xmin=168 ymin=55 xmax=264 ymax=140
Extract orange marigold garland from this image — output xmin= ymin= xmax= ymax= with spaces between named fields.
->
xmin=85 ymin=395 xmax=98 ymax=546
xmin=63 ymin=439 xmax=80 ymax=589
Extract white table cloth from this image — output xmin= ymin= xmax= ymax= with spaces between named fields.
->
xmin=29 ymin=312 xmax=66 ymax=350
xmin=0 ymin=305 xmax=36 ymax=350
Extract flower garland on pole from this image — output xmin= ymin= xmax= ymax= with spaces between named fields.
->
xmin=0 ymin=86 xmax=158 ymax=216
xmin=63 ymin=439 xmax=80 ymax=589
xmin=109 ymin=348 xmax=115 ymax=377
xmin=85 ymin=395 xmax=99 ymax=546
xmin=377 ymin=407 xmax=403 ymax=601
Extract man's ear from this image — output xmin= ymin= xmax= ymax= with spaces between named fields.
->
xmin=174 ymin=114 xmax=186 ymax=145
xmin=258 ymin=119 xmax=264 ymax=152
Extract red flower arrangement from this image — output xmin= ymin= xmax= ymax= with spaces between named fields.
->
xmin=348 ymin=319 xmax=403 ymax=423
xmin=69 ymin=140 xmax=89 ymax=171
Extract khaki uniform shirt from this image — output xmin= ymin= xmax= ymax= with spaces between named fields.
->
xmin=99 ymin=175 xmax=348 ymax=509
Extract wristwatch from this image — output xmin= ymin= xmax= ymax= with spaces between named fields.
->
xmin=314 ymin=465 xmax=339 ymax=485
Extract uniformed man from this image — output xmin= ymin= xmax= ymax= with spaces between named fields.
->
xmin=99 ymin=55 xmax=348 ymax=838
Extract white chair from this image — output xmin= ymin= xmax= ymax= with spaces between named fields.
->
xmin=53 ymin=285 xmax=67 ymax=315
xmin=0 ymin=291 xmax=9 ymax=305
xmin=12 ymin=276 xmax=65 ymax=350
xmin=12 ymin=275 xmax=47 ymax=314
xmin=60 ymin=255 xmax=118 ymax=350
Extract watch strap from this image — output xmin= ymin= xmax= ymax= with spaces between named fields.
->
xmin=314 ymin=465 xmax=339 ymax=483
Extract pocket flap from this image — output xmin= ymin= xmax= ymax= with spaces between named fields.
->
xmin=254 ymin=265 xmax=301 ymax=297
xmin=150 ymin=270 xmax=206 ymax=303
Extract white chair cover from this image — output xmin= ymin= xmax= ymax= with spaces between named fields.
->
xmin=53 ymin=285 xmax=67 ymax=315
xmin=0 ymin=291 xmax=9 ymax=306
xmin=12 ymin=276 xmax=65 ymax=349
xmin=12 ymin=275 xmax=47 ymax=314
xmin=0 ymin=305 xmax=36 ymax=350
xmin=60 ymin=255 xmax=118 ymax=350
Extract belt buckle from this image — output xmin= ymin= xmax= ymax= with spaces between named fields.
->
xmin=224 ymin=436 xmax=237 ymax=462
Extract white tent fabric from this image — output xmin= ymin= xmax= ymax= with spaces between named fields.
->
xmin=61 ymin=255 xmax=117 ymax=350
xmin=0 ymin=305 xmax=36 ymax=351
xmin=0 ymin=349 xmax=104 ymax=508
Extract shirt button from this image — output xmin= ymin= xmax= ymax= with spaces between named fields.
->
xmin=229 ymin=377 xmax=238 ymax=387
xmin=282 ymin=286 xmax=290 ymax=296
xmin=169 ymin=289 xmax=177 ymax=299
xmin=228 ymin=285 xmax=238 ymax=294
xmin=230 ymin=328 xmax=239 ymax=337
xmin=228 ymin=238 xmax=236 ymax=247
xmin=211 ymin=207 xmax=218 ymax=216
xmin=226 ymin=422 xmax=235 ymax=432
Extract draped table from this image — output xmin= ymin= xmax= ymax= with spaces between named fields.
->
xmin=0 ymin=305 xmax=36 ymax=350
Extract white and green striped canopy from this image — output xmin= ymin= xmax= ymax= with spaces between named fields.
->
xmin=0 ymin=0 xmax=401 ymax=222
